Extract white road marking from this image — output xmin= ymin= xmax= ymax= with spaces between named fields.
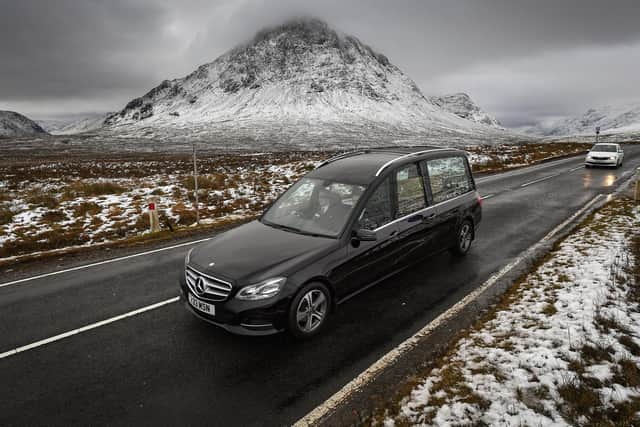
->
xmin=0 ymin=296 xmax=180 ymax=360
xmin=569 ymin=165 xmax=585 ymax=172
xmin=475 ymin=156 xmax=580 ymax=184
xmin=0 ymin=237 xmax=212 ymax=289
xmin=480 ymin=194 xmax=494 ymax=200
xmin=520 ymin=173 xmax=562 ymax=187
xmin=293 ymin=194 xmax=603 ymax=427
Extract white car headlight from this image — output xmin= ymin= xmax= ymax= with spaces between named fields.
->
xmin=236 ymin=277 xmax=286 ymax=300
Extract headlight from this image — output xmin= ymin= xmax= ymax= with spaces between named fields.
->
xmin=185 ymin=248 xmax=193 ymax=266
xmin=236 ymin=277 xmax=286 ymax=300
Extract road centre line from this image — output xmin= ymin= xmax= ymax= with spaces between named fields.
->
xmin=520 ymin=173 xmax=562 ymax=187
xmin=475 ymin=156 xmax=579 ymax=184
xmin=0 ymin=297 xmax=180 ymax=360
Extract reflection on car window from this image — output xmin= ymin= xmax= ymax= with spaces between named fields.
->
xmin=395 ymin=164 xmax=426 ymax=217
xmin=262 ymin=178 xmax=365 ymax=237
xmin=359 ymin=177 xmax=392 ymax=230
xmin=426 ymin=157 xmax=472 ymax=203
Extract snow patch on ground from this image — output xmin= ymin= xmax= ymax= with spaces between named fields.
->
xmin=386 ymin=199 xmax=640 ymax=426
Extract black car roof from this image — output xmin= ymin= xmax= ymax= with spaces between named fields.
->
xmin=307 ymin=146 xmax=465 ymax=185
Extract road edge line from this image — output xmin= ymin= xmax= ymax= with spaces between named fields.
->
xmin=293 ymin=193 xmax=605 ymax=427
xmin=0 ymin=238 xmax=212 ymax=289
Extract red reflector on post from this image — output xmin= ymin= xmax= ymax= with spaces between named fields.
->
xmin=149 ymin=202 xmax=155 ymax=211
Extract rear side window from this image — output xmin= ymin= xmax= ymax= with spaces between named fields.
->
xmin=359 ymin=177 xmax=393 ymax=230
xmin=395 ymin=163 xmax=426 ymax=217
xmin=426 ymin=157 xmax=473 ymax=203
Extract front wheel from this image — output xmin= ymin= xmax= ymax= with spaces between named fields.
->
xmin=451 ymin=220 xmax=474 ymax=256
xmin=288 ymin=282 xmax=331 ymax=339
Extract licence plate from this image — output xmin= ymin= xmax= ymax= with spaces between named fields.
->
xmin=188 ymin=293 xmax=215 ymax=315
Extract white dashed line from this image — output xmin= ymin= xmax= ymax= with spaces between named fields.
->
xmin=520 ymin=173 xmax=562 ymax=188
xmin=0 ymin=297 xmax=180 ymax=360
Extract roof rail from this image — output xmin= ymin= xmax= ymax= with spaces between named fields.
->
xmin=374 ymin=148 xmax=453 ymax=176
xmin=316 ymin=150 xmax=369 ymax=168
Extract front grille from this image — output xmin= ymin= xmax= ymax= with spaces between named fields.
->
xmin=185 ymin=266 xmax=233 ymax=301
xmin=591 ymin=156 xmax=610 ymax=160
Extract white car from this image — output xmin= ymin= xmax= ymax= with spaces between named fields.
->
xmin=585 ymin=143 xmax=624 ymax=168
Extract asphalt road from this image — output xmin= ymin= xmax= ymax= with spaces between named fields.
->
xmin=1 ymin=145 xmax=639 ymax=426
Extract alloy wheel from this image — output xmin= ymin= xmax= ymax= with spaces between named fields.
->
xmin=296 ymin=289 xmax=327 ymax=333
xmin=459 ymin=222 xmax=472 ymax=252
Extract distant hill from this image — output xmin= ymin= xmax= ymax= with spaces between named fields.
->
xmin=428 ymin=93 xmax=502 ymax=128
xmin=0 ymin=111 xmax=48 ymax=138
xmin=38 ymin=112 xmax=112 ymax=135
xmin=102 ymin=18 xmax=528 ymax=147
xmin=522 ymin=102 xmax=640 ymax=137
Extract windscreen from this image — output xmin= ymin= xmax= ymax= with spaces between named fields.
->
xmin=262 ymin=177 xmax=366 ymax=238
xmin=591 ymin=144 xmax=617 ymax=152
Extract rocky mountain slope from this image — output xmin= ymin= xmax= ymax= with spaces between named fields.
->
xmin=0 ymin=111 xmax=48 ymax=138
xmin=429 ymin=93 xmax=502 ymax=128
xmin=102 ymin=18 xmax=526 ymax=148
xmin=523 ymin=102 xmax=640 ymax=137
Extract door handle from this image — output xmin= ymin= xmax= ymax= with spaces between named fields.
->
xmin=425 ymin=213 xmax=436 ymax=220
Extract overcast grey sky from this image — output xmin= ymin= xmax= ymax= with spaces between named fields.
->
xmin=1 ymin=0 xmax=639 ymax=126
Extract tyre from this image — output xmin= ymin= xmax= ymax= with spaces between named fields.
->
xmin=288 ymin=282 xmax=331 ymax=339
xmin=451 ymin=220 xmax=474 ymax=256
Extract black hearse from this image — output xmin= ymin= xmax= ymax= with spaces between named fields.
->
xmin=181 ymin=147 xmax=482 ymax=338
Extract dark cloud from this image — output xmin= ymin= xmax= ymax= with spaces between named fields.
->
xmin=1 ymin=0 xmax=639 ymax=124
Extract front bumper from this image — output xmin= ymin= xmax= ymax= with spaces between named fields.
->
xmin=179 ymin=279 xmax=288 ymax=336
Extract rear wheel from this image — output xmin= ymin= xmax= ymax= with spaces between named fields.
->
xmin=451 ymin=220 xmax=474 ymax=256
xmin=288 ymin=282 xmax=331 ymax=339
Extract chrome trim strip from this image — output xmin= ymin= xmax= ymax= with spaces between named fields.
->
xmin=239 ymin=323 xmax=273 ymax=328
xmin=185 ymin=265 xmax=232 ymax=301
xmin=186 ymin=266 xmax=232 ymax=286
xmin=373 ymin=190 xmax=475 ymax=232
xmin=374 ymin=148 xmax=453 ymax=176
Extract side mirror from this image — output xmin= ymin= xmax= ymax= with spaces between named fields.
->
xmin=353 ymin=228 xmax=377 ymax=242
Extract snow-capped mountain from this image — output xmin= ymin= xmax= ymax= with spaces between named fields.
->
xmin=39 ymin=112 xmax=112 ymax=135
xmin=428 ymin=93 xmax=502 ymax=128
xmin=0 ymin=111 xmax=48 ymax=138
xmin=523 ymin=102 xmax=640 ymax=137
xmin=103 ymin=18 xmax=524 ymax=147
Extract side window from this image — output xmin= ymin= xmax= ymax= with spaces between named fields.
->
xmin=395 ymin=163 xmax=426 ymax=217
xmin=426 ymin=157 xmax=473 ymax=204
xmin=358 ymin=177 xmax=392 ymax=230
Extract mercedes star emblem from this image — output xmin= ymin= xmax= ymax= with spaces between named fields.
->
xmin=195 ymin=277 xmax=206 ymax=295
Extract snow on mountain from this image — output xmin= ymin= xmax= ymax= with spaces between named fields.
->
xmin=523 ymin=102 xmax=640 ymax=137
xmin=39 ymin=112 xmax=112 ymax=135
xmin=429 ymin=93 xmax=502 ymax=128
xmin=103 ymin=18 xmax=525 ymax=148
xmin=0 ymin=111 xmax=48 ymax=138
